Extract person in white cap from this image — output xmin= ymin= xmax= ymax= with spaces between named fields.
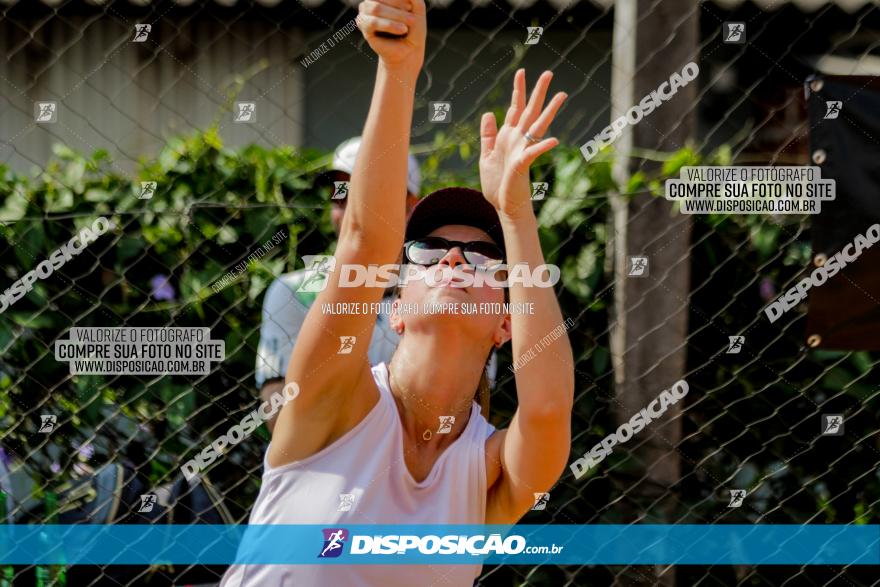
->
xmin=324 ymin=136 xmax=421 ymax=235
xmin=253 ymin=137 xmax=421 ymax=433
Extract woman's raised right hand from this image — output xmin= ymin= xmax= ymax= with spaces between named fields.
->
xmin=356 ymin=0 xmax=426 ymax=76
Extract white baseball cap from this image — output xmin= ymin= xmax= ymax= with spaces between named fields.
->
xmin=330 ymin=136 xmax=421 ymax=196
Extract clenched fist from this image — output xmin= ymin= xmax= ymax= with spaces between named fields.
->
xmin=357 ymin=0 xmax=426 ymax=75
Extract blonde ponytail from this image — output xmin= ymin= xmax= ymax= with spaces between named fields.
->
xmin=476 ymin=365 xmax=491 ymax=420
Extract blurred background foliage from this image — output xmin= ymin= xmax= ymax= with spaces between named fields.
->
xmin=2 ymin=123 xmax=879 ymax=585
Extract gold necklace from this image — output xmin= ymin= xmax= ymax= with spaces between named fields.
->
xmin=389 ymin=366 xmax=435 ymax=443
xmin=389 ymin=364 xmax=472 ymax=443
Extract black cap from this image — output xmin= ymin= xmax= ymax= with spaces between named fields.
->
xmin=404 ymin=187 xmax=505 ymax=251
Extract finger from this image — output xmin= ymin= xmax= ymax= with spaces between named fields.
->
xmin=409 ymin=0 xmax=427 ymax=16
xmin=521 ymin=137 xmax=559 ymax=167
xmin=370 ymin=0 xmax=413 ymax=11
xmin=360 ymin=0 xmax=416 ymax=26
xmin=480 ymin=112 xmax=498 ymax=158
xmin=504 ymin=69 xmax=526 ymax=128
xmin=518 ymin=71 xmax=553 ymax=131
xmin=526 ymin=91 xmax=567 ymax=138
xmin=356 ymin=14 xmax=409 ymax=37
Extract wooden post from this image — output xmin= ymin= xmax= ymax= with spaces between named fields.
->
xmin=608 ymin=0 xmax=698 ymax=584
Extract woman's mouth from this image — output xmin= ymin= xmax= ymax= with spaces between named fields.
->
xmin=432 ymin=266 xmax=469 ymax=291
xmin=437 ymin=277 xmax=468 ymax=292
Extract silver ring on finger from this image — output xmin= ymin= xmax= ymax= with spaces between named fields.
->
xmin=524 ymin=131 xmax=541 ymax=143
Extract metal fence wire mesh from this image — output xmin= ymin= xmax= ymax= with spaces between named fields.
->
xmin=2 ymin=0 xmax=880 ymax=585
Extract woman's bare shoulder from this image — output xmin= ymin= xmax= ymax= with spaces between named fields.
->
xmin=268 ymin=367 xmax=381 ymax=468
xmin=485 ymin=428 xmax=505 ymax=490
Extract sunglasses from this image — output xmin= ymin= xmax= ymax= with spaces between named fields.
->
xmin=403 ymin=237 xmax=505 ymax=270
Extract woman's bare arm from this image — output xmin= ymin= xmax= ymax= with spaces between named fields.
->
xmin=479 ymin=70 xmax=575 ymax=523
xmin=269 ymin=0 xmax=426 ymax=468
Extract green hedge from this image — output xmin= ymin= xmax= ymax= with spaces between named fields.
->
xmin=1 ymin=126 xmax=879 ymax=584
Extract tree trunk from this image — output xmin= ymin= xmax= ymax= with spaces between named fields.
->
xmin=608 ymin=0 xmax=698 ymax=585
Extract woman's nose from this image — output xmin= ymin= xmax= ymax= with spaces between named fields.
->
xmin=439 ymin=246 xmax=467 ymax=268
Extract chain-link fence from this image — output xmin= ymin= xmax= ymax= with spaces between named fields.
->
xmin=2 ymin=0 xmax=880 ymax=585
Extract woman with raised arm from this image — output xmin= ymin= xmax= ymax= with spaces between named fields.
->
xmin=220 ymin=0 xmax=574 ymax=584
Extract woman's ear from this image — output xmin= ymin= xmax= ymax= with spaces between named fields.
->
xmin=493 ymin=313 xmax=512 ymax=348
xmin=389 ymin=298 xmax=405 ymax=335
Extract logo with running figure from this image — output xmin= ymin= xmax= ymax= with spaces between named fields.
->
xmin=234 ymin=102 xmax=256 ymax=123
xmin=531 ymin=492 xmax=550 ymax=510
xmin=337 ymin=336 xmax=356 ymax=354
xmin=138 ymin=493 xmax=157 ymax=513
xmin=139 ymin=181 xmax=157 ymax=200
xmin=824 ymin=101 xmax=842 ymax=120
xmin=319 ymin=528 xmax=349 ymax=558
xmin=429 ymin=102 xmax=451 ymax=123
xmin=525 ymin=27 xmax=543 ymax=45
xmin=38 ymin=414 xmax=58 ymax=433
xmin=723 ymin=22 xmax=745 ymax=44
xmin=822 ymin=414 xmax=843 ymax=436
xmin=35 ymin=102 xmax=57 ymax=123
xmin=531 ymin=182 xmax=548 ymax=200
xmin=297 ymin=255 xmax=336 ymax=293
xmin=332 ymin=181 xmax=349 ymax=200
xmin=337 ymin=493 xmax=355 ymax=512
xmin=727 ymin=489 xmax=746 ymax=508
xmin=437 ymin=415 xmax=455 ymax=434
xmin=628 ymin=256 xmax=649 ymax=277
xmin=727 ymin=335 xmax=744 ymax=354
xmin=132 ymin=24 xmax=151 ymax=42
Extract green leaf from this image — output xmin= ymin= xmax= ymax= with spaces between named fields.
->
xmin=45 ymin=187 xmax=75 ymax=212
xmin=849 ymin=351 xmax=872 ymax=374
xmin=0 ymin=185 xmax=30 ymax=222
xmin=203 ymin=126 xmax=224 ymax=150
xmin=64 ymin=158 xmax=86 ymax=189
xmin=537 ymin=196 xmax=583 ymax=228
xmin=713 ymin=144 xmax=733 ymax=166
xmin=159 ymin=139 xmax=185 ymax=172
xmin=249 ymin=273 xmax=270 ymax=301
xmin=810 ymin=349 xmax=849 ymax=362
xmin=660 ymin=147 xmax=698 ymax=177
xmin=626 ymin=171 xmax=646 ymax=193
xmin=84 ymin=188 xmax=111 ymax=202
xmin=52 ymin=144 xmax=76 ymax=159
xmin=820 ymin=366 xmax=864 ymax=398
xmin=216 ymin=225 xmax=238 ymax=244
xmin=10 ymin=313 xmax=55 ymax=329
xmin=750 ymin=224 xmax=779 ymax=262
xmin=561 ymin=243 xmax=600 ymax=300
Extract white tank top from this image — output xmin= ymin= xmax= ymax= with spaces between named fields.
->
xmin=220 ymin=362 xmax=497 ymax=587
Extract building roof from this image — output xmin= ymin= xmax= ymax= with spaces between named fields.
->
xmin=0 ymin=0 xmax=871 ymax=12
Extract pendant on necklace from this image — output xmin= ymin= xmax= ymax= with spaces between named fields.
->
xmin=422 ymin=429 xmax=432 ymax=441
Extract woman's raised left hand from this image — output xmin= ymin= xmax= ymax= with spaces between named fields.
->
xmin=479 ymin=69 xmax=567 ymax=218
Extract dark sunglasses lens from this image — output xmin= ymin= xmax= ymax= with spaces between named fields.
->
xmin=407 ymin=238 xmax=448 ymax=265
xmin=464 ymin=242 xmax=504 ymax=268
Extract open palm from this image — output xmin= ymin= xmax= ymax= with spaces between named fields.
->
xmin=479 ymin=70 xmax=567 ymax=216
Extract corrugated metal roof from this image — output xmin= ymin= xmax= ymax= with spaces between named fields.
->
xmin=711 ymin=0 xmax=874 ymax=11
xmin=0 ymin=0 xmax=871 ymax=11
